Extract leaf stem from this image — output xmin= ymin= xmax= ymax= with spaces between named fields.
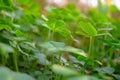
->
xmin=13 ymin=50 xmax=19 ymax=72
xmin=88 ymin=37 xmax=93 ymax=59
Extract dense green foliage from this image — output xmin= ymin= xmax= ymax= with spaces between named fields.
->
xmin=0 ymin=0 xmax=120 ymax=80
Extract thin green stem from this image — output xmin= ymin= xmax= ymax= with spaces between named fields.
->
xmin=45 ymin=29 xmax=51 ymax=42
xmin=1 ymin=54 xmax=7 ymax=65
xmin=88 ymin=37 xmax=93 ymax=59
xmin=13 ymin=51 xmax=19 ymax=72
xmin=82 ymin=37 xmax=94 ymax=73
xmin=51 ymin=30 xmax=54 ymax=41
xmin=109 ymin=47 xmax=114 ymax=66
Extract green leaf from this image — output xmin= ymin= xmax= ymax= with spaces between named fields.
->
xmin=18 ymin=42 xmax=37 ymax=54
xmin=0 ymin=24 xmax=12 ymax=31
xmin=41 ymin=15 xmax=48 ymax=21
xmin=112 ymin=74 xmax=120 ymax=80
xmin=3 ymin=0 xmax=14 ymax=6
xmin=0 ymin=67 xmax=35 ymax=80
xmin=55 ymin=20 xmax=66 ymax=28
xmin=40 ymin=41 xmax=87 ymax=57
xmin=0 ymin=43 xmax=14 ymax=53
xmin=96 ymin=67 xmax=115 ymax=74
xmin=47 ymin=20 xmax=66 ymax=30
xmin=36 ymin=19 xmax=50 ymax=29
xmin=40 ymin=41 xmax=65 ymax=52
xmin=55 ymin=28 xmax=72 ymax=40
xmin=34 ymin=53 xmax=51 ymax=65
xmin=51 ymin=64 xmax=78 ymax=76
xmin=15 ymin=30 xmax=27 ymax=37
xmin=67 ymin=76 xmax=100 ymax=80
xmin=79 ymin=21 xmax=97 ymax=37
xmin=62 ymin=46 xmax=87 ymax=57
xmin=0 ymin=6 xmax=13 ymax=11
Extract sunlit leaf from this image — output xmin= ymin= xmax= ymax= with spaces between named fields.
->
xmin=51 ymin=64 xmax=78 ymax=76
xmin=0 ymin=24 xmax=12 ymax=31
xmin=15 ymin=30 xmax=27 ymax=37
xmin=79 ymin=21 xmax=97 ymax=37
xmin=62 ymin=46 xmax=87 ymax=57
